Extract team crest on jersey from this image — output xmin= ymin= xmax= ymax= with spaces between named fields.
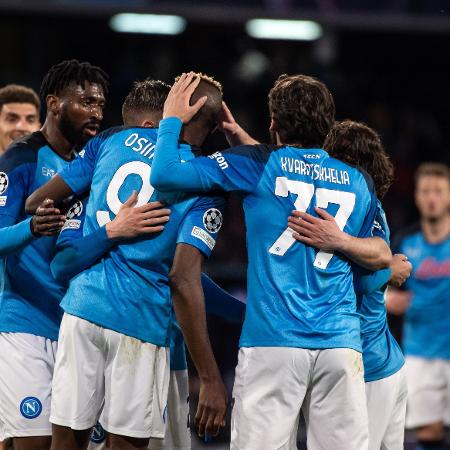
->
xmin=0 ymin=172 xmax=9 ymax=194
xmin=203 ymin=208 xmax=223 ymax=233
xmin=66 ymin=201 xmax=83 ymax=219
xmin=20 ymin=397 xmax=42 ymax=419
xmin=90 ymin=422 xmax=106 ymax=443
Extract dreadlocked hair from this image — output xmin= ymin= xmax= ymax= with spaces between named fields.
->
xmin=39 ymin=59 xmax=109 ymax=100
xmin=324 ymin=120 xmax=394 ymax=199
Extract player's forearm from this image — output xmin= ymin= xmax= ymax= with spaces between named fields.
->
xmin=152 ymin=117 xmax=205 ymax=192
xmin=0 ymin=218 xmax=36 ymax=256
xmin=170 ymin=273 xmax=221 ymax=382
xmin=51 ymin=227 xmax=114 ymax=281
xmin=25 ymin=175 xmax=74 ymax=214
xmin=202 ymin=273 xmax=245 ymax=324
xmin=338 ymin=235 xmax=392 ymax=271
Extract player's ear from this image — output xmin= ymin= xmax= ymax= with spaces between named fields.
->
xmin=269 ymin=117 xmax=277 ymax=132
xmin=46 ymin=95 xmax=59 ymax=116
xmin=141 ymin=119 xmax=155 ymax=128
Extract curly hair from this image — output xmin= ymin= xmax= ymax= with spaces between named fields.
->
xmin=324 ymin=120 xmax=394 ymax=199
xmin=268 ymin=74 xmax=335 ymax=148
xmin=122 ymin=79 xmax=170 ymax=125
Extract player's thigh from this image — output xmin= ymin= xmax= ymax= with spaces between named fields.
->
xmin=51 ymin=313 xmax=105 ymax=430
xmin=0 ymin=332 xmax=56 ymax=439
xmin=404 ymin=356 xmax=445 ymax=429
xmin=303 ymin=348 xmax=368 ymax=450
xmin=101 ymin=330 xmax=170 ymax=440
xmin=149 ymin=370 xmax=190 ymax=450
xmin=231 ymin=347 xmax=310 ymax=450
xmin=381 ymin=367 xmax=407 ymax=450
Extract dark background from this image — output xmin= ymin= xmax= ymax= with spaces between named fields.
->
xmin=1 ymin=1 xmax=449 ymax=446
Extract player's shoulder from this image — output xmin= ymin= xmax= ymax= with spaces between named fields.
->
xmin=223 ymin=143 xmax=278 ymax=163
xmin=93 ymin=125 xmax=131 ymax=143
xmin=0 ymin=131 xmax=44 ymax=171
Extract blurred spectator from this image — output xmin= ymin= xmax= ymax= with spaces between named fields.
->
xmin=0 ymin=84 xmax=40 ymax=155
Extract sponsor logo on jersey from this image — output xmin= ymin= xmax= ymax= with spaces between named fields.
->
xmin=191 ymin=226 xmax=216 ymax=250
xmin=415 ymin=257 xmax=450 ymax=279
xmin=20 ymin=397 xmax=42 ymax=419
xmin=66 ymin=201 xmax=83 ymax=219
xmin=0 ymin=172 xmax=9 ymax=194
xmin=203 ymin=208 xmax=223 ymax=233
xmin=42 ymin=166 xmax=56 ymax=178
xmin=208 ymin=151 xmax=228 ymax=170
xmin=62 ymin=219 xmax=81 ymax=232
xmin=90 ymin=422 xmax=106 ymax=443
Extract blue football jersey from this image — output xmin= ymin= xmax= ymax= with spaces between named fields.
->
xmin=151 ymin=117 xmax=383 ymax=351
xmin=58 ymin=127 xmax=225 ymax=346
xmin=395 ymin=226 xmax=450 ymax=359
xmin=0 ymin=132 xmax=73 ymax=340
xmin=355 ymin=201 xmax=404 ymax=382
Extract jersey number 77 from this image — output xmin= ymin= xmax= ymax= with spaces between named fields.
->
xmin=268 ymin=177 xmax=356 ymax=269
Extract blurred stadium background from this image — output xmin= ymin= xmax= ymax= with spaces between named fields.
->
xmin=1 ymin=1 xmax=448 ymax=448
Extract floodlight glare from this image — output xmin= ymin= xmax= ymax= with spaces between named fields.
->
xmin=246 ymin=19 xmax=323 ymax=41
xmin=110 ymin=13 xmax=186 ymax=35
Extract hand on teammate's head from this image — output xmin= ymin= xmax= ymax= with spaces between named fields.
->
xmin=163 ymin=72 xmax=207 ymax=123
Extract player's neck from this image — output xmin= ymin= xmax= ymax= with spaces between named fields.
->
xmin=41 ymin=119 xmax=76 ymax=159
xmin=180 ymin=127 xmax=208 ymax=148
xmin=421 ymin=214 xmax=450 ymax=244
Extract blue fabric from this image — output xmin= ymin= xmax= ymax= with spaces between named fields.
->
xmin=58 ymin=126 xmax=225 ymax=346
xmin=0 ymin=218 xmax=35 ymax=257
xmin=152 ymin=117 xmax=384 ymax=351
xmin=355 ymin=200 xmax=404 ymax=382
xmin=202 ymin=273 xmax=245 ymax=323
xmin=0 ymin=132 xmax=74 ymax=340
xmin=397 ymin=229 xmax=450 ymax=359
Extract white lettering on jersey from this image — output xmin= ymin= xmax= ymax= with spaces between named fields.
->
xmin=208 ymin=152 xmax=228 ymax=170
xmin=61 ymin=219 xmax=81 ymax=231
xmin=280 ymin=157 xmax=350 ymax=185
xmin=124 ymin=133 xmax=155 ymax=160
xmin=42 ymin=166 xmax=56 ymax=178
xmin=191 ymin=226 xmax=216 ymax=250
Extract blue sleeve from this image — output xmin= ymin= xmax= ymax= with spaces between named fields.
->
xmin=0 ymin=218 xmax=36 ymax=257
xmin=51 ymin=199 xmax=114 ymax=281
xmin=0 ymin=150 xmax=36 ymax=255
xmin=202 ymin=273 xmax=245 ymax=323
xmin=176 ymin=195 xmax=226 ymax=257
xmin=354 ymin=199 xmax=391 ymax=295
xmin=152 ymin=117 xmax=265 ymax=194
xmin=358 ymin=192 xmax=389 ymax=241
xmin=58 ymin=136 xmax=100 ymax=195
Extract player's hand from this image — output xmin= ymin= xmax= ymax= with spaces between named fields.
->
xmin=105 ymin=191 xmax=171 ymax=240
xmin=195 ymin=378 xmax=228 ymax=438
xmin=288 ymin=207 xmax=348 ymax=251
xmin=385 ymin=287 xmax=412 ymax=315
xmin=163 ymin=72 xmax=207 ymax=123
xmin=217 ymin=102 xmax=259 ymax=146
xmin=389 ymin=253 xmax=412 ymax=287
xmin=31 ymin=198 xmax=66 ymax=237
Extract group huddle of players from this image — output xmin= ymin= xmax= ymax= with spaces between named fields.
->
xmin=0 ymin=59 xmax=447 ymax=450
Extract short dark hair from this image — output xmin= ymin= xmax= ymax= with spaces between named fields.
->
xmin=122 ymin=79 xmax=171 ymax=125
xmin=0 ymin=84 xmax=40 ymax=112
xmin=324 ymin=120 xmax=394 ymax=199
xmin=39 ymin=59 xmax=109 ymax=101
xmin=415 ymin=162 xmax=450 ymax=184
xmin=268 ymin=74 xmax=335 ymax=148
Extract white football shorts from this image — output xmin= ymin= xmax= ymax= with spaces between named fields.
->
xmin=0 ymin=332 xmax=57 ymax=440
xmin=405 ymin=356 xmax=450 ymax=429
xmin=231 ymin=346 xmax=368 ymax=450
xmin=365 ymin=367 xmax=407 ymax=450
xmin=51 ymin=313 xmax=170 ymax=439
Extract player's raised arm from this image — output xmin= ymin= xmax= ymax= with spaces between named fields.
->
xmin=169 ymin=244 xmax=228 ymax=438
